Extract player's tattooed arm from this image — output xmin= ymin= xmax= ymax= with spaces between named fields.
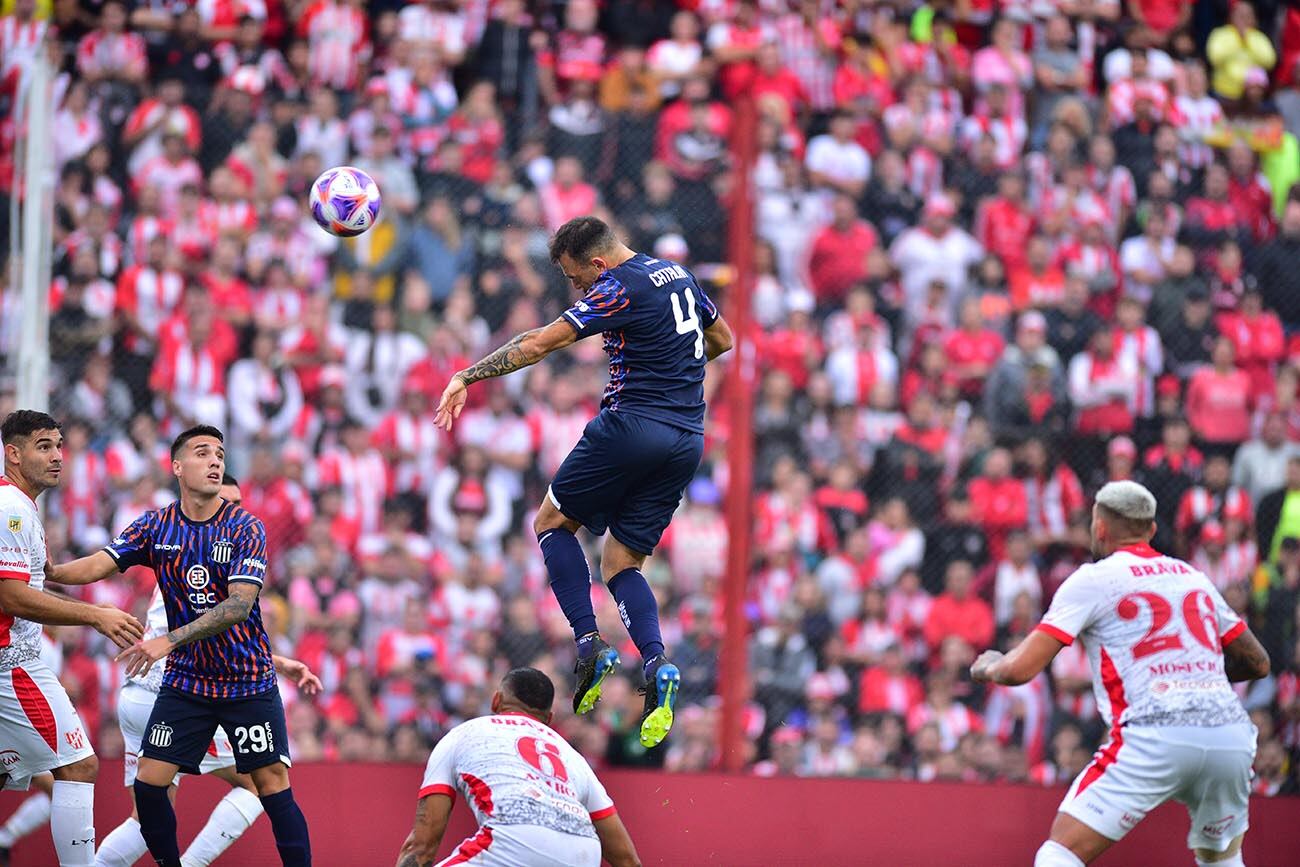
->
xmin=453 ymin=318 xmax=579 ymax=385
xmin=166 ymin=581 xmax=259 ymax=647
xmin=394 ymin=793 xmax=452 ymax=867
xmin=1223 ymin=626 xmax=1271 ymax=682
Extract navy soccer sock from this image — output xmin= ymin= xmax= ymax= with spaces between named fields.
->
xmin=539 ymin=529 xmax=599 ymax=652
xmin=134 ymin=780 xmax=181 ymax=867
xmin=606 ymin=567 xmax=666 ymax=672
xmin=260 ymin=788 xmax=311 ymax=867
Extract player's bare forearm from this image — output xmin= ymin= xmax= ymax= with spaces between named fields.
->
xmin=595 ymin=814 xmax=642 ymax=867
xmin=704 ymin=317 xmax=734 ymax=361
xmin=46 ymin=550 xmax=119 ymax=585
xmin=166 ymin=582 xmax=259 ymax=649
xmin=455 ymin=319 xmax=578 ymax=385
xmin=395 ymin=794 xmax=450 ymax=867
xmin=972 ymin=630 xmax=1065 ymax=686
xmin=1223 ymin=627 xmax=1271 ymax=682
xmin=0 ymin=581 xmax=100 ymax=626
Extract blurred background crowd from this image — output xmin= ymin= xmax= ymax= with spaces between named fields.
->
xmin=1 ymin=0 xmax=1300 ymax=794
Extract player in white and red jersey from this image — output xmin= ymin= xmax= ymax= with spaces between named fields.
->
xmin=396 ymin=667 xmax=640 ymax=867
xmin=0 ymin=411 xmax=144 ymax=866
xmin=972 ymin=481 xmax=1271 ymax=867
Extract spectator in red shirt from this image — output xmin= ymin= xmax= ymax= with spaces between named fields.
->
xmin=1215 ymin=288 xmax=1285 ymax=403
xmin=974 ymin=170 xmax=1035 ymax=271
xmin=1184 ymin=162 xmax=1250 ymax=252
xmin=859 ymin=642 xmax=925 ymax=716
xmin=969 ymin=446 xmax=1030 ymax=560
xmin=750 ymin=41 xmax=808 ymax=116
xmin=807 ymin=193 xmax=879 ymax=307
xmin=760 ymin=299 xmax=823 ymax=390
xmin=923 ymin=560 xmax=995 ymax=655
xmin=1008 ymin=234 xmax=1066 ymax=310
xmin=1186 ymin=335 xmax=1255 ymax=457
xmin=943 ymin=297 xmax=1005 ymax=400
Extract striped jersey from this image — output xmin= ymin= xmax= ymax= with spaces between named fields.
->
xmin=105 ymin=500 xmax=274 ymax=699
xmin=561 ymin=253 xmax=719 ymax=434
xmin=0 ymin=479 xmax=49 ymax=672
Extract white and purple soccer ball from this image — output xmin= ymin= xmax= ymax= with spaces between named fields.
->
xmin=309 ymin=166 xmax=382 ymax=237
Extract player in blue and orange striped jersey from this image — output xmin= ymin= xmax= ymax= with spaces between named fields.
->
xmin=48 ymin=425 xmax=311 ymax=867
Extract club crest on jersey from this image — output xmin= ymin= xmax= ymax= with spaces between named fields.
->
xmin=149 ymin=723 xmax=173 ymax=749
xmin=186 ymin=565 xmax=210 ymax=589
xmin=211 ymin=539 xmax=234 ymax=564
xmin=7 ymin=516 xmax=19 ymax=533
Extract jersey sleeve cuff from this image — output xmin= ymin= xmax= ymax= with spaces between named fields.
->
xmin=1034 ymin=623 xmax=1075 ymax=646
xmin=228 ymin=575 xmax=265 ymax=587
xmin=589 ymin=805 xmax=617 ymax=821
xmin=0 ymin=569 xmax=30 ymax=582
xmin=418 ymin=783 xmax=456 ymax=800
xmin=562 ymin=310 xmax=585 ymax=331
xmin=101 ymin=546 xmax=127 ymax=570
xmin=1220 ymin=620 xmax=1247 ymax=647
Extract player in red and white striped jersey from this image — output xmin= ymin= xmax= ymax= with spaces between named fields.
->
xmin=973 ymin=481 xmax=1271 ymax=867
xmin=75 ymin=2 xmax=147 ymax=83
xmin=395 ymin=667 xmax=640 ymax=867
xmin=0 ymin=0 xmax=49 ymax=96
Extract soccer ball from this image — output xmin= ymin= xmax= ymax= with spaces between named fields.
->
xmin=309 ymin=166 xmax=382 ymax=237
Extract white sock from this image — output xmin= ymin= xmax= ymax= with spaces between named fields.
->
xmin=1035 ymin=840 xmax=1086 ymax=867
xmin=0 ymin=791 xmax=51 ymax=847
xmin=181 ymin=788 xmax=264 ymax=867
xmin=50 ymin=780 xmax=95 ymax=867
xmin=93 ymin=817 xmax=147 ymax=867
xmin=1197 ymin=854 xmax=1244 ymax=867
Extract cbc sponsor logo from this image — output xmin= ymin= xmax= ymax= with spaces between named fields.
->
xmin=187 ymin=564 xmax=217 ymax=607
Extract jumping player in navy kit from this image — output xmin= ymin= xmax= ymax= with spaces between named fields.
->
xmin=49 ymin=426 xmax=311 ymax=867
xmin=436 ymin=216 xmax=734 ymax=748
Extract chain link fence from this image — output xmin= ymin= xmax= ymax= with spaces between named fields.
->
xmin=1 ymin=0 xmax=1298 ymax=796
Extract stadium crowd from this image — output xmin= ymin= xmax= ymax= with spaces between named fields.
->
xmin=1 ymin=0 xmax=1300 ymax=795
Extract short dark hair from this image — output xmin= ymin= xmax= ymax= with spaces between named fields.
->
xmin=170 ymin=425 xmax=224 ymax=459
xmin=501 ymin=667 xmax=555 ymax=715
xmin=1 ymin=410 xmax=61 ymax=446
xmin=548 ymin=216 xmax=617 ymax=264
xmin=222 ymin=473 xmax=239 ymax=486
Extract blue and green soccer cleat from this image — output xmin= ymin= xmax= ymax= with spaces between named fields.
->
xmin=638 ymin=658 xmax=680 ymax=748
xmin=573 ymin=639 xmax=620 ymax=715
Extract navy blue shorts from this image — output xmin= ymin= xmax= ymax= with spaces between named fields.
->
xmin=549 ymin=410 xmax=704 ymax=556
xmin=142 ymin=685 xmax=291 ymax=775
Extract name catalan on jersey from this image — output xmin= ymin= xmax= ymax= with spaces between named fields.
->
xmin=561 ymin=253 xmax=719 ymax=434
xmin=105 ymin=500 xmax=275 ymax=699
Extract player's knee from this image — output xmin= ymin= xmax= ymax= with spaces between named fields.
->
xmin=1035 ymin=840 xmax=1086 ymax=867
xmin=249 ymin=762 xmax=290 ymax=796
xmin=54 ymin=753 xmax=98 ymax=783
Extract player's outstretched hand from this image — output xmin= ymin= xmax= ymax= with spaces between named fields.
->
xmin=116 ymin=636 xmax=172 ymax=677
xmin=435 ymin=375 xmax=468 ymax=432
xmin=274 ymin=655 xmax=323 ymax=695
xmin=970 ymin=650 xmax=1005 ymax=684
xmin=92 ymin=604 xmax=144 ymax=649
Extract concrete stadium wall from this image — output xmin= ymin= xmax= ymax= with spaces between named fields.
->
xmin=1 ymin=762 xmax=1296 ymax=866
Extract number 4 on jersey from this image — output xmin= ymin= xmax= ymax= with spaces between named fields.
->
xmin=670 ymin=289 xmax=704 ymax=359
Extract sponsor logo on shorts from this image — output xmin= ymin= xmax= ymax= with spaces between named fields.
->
xmin=65 ymin=729 xmax=85 ymax=751
xmin=186 ymin=565 xmax=210 ymax=589
xmin=149 ymin=723 xmax=173 ymax=749
xmin=211 ymin=540 xmax=234 ymax=564
xmin=1120 ymin=811 xmax=1142 ymax=830
xmin=0 ymin=749 xmax=20 ymax=767
xmin=7 ymin=516 xmax=20 ymax=533
xmin=1201 ymin=815 xmax=1235 ymax=838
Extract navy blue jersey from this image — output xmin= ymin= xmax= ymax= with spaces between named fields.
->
xmin=561 ymin=253 xmax=719 ymax=434
xmin=105 ymin=500 xmax=274 ymax=699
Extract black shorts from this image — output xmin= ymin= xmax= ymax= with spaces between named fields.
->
xmin=141 ymin=685 xmax=291 ymax=775
xmin=549 ymin=410 xmax=704 ymax=556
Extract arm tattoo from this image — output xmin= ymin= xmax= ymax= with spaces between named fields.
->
xmin=395 ymin=856 xmax=432 ymax=867
xmin=456 ymin=330 xmax=540 ymax=385
xmin=166 ymin=587 xmax=257 ymax=648
xmin=1224 ymin=637 xmax=1270 ymax=682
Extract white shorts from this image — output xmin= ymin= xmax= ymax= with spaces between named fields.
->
xmin=0 ymin=662 xmax=94 ymax=791
xmin=118 ymin=683 xmax=235 ymax=786
xmin=435 ymin=825 xmax=601 ymax=867
xmin=1059 ymin=723 xmax=1255 ymax=852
